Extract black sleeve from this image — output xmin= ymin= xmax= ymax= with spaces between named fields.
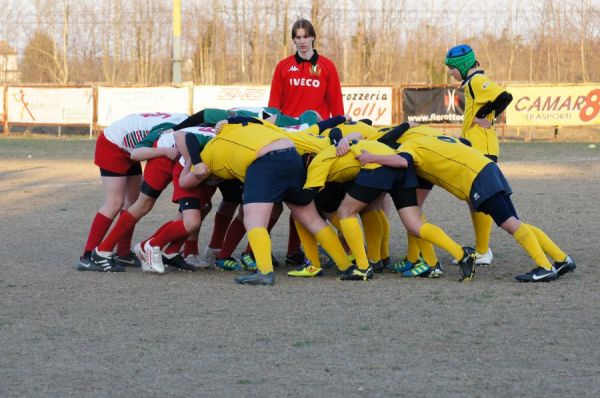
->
xmin=398 ymin=152 xmax=414 ymax=168
xmin=328 ymin=128 xmax=343 ymax=146
xmin=227 ymin=116 xmax=263 ymax=125
xmin=377 ymin=122 xmax=410 ymax=149
xmin=173 ymin=110 xmax=205 ymax=131
xmin=315 ymin=116 xmax=346 ymax=134
xmin=475 ymin=91 xmax=513 ymax=119
xmin=185 ymin=133 xmax=203 ymax=165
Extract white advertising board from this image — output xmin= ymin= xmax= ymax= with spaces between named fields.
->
xmin=341 ymin=86 xmax=393 ymax=125
xmin=7 ymin=87 xmax=92 ymax=124
xmin=98 ymin=86 xmax=189 ymax=126
xmin=193 ymin=85 xmax=270 ymax=112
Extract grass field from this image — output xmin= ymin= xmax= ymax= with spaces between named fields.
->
xmin=1 ymin=138 xmax=599 ymax=397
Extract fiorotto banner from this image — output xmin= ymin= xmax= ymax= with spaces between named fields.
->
xmin=342 ymin=86 xmax=393 ymax=125
xmin=193 ymin=85 xmax=270 ymax=112
xmin=402 ymin=87 xmax=465 ymax=124
xmin=98 ymin=87 xmax=189 ymax=126
xmin=6 ymin=87 xmax=92 ymax=124
xmin=506 ymin=85 xmax=600 ymax=126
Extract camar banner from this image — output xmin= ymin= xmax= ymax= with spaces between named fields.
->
xmin=402 ymin=87 xmax=465 ymax=124
xmin=341 ymin=87 xmax=393 ymax=125
xmin=506 ymin=85 xmax=600 ymax=126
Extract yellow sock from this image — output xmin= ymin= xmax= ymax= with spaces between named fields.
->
xmin=315 ymin=226 xmax=352 ymax=271
xmin=418 ymin=223 xmax=463 ymax=261
xmin=524 ymin=223 xmax=567 ymax=262
xmin=329 ymin=214 xmax=342 ymax=232
xmin=361 ymin=211 xmax=382 ymax=262
xmin=406 ymin=233 xmax=420 ymax=262
xmin=340 ymin=217 xmax=369 ymax=270
xmin=417 ymin=238 xmax=439 ymax=266
xmin=294 ymin=220 xmax=320 ymax=267
xmin=378 ymin=210 xmax=390 ymax=260
xmin=513 ymin=223 xmax=552 ymax=270
xmin=471 ymin=211 xmax=493 ymax=254
xmin=247 ymin=227 xmax=273 ymax=274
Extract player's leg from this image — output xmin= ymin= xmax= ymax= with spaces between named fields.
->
xmin=392 ymin=188 xmax=475 ymax=281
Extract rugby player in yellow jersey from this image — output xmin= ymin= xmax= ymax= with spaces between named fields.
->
xmin=178 ymin=117 xmax=353 ymax=285
xmin=371 ymin=123 xmax=446 ymax=276
xmin=357 ymin=134 xmax=576 ymax=282
xmin=445 ymin=44 xmax=513 ymax=267
xmin=300 ymin=139 xmax=477 ymax=281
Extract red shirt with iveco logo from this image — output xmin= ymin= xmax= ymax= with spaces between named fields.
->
xmin=268 ymin=50 xmax=344 ymax=119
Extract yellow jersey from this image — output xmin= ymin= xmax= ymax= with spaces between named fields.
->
xmin=200 ymin=122 xmax=288 ymax=181
xmin=397 ymin=135 xmax=491 ymax=201
xmin=304 ymin=140 xmax=396 ymax=189
xmin=463 ymin=72 xmax=505 ymax=157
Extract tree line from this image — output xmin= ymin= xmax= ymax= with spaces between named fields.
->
xmin=3 ymin=0 xmax=599 ymax=85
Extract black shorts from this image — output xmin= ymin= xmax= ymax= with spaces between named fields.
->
xmin=315 ymin=182 xmax=351 ymax=213
xmin=242 ymin=148 xmax=306 ymax=205
xmin=218 ymin=179 xmax=243 ymax=203
xmin=100 ymin=163 xmax=142 ymax=177
xmin=477 ymin=191 xmax=518 ymax=226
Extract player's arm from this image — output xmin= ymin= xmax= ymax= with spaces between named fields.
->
xmin=356 ymin=150 xmax=411 ymax=169
xmin=475 ymin=91 xmax=513 ymax=119
xmin=325 ymin=63 xmax=345 ymax=116
xmin=130 ymin=146 xmax=178 ymax=162
xmin=268 ymin=64 xmax=284 ymax=110
xmin=179 ymin=160 xmax=210 ymax=189
xmin=376 ymin=122 xmax=411 ymax=149
xmin=334 ymin=132 xmax=363 ymax=156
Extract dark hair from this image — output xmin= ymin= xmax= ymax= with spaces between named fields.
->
xmin=291 ymin=19 xmax=316 ymax=41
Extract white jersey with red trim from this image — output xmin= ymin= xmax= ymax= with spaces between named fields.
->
xmin=103 ymin=112 xmax=188 ymax=152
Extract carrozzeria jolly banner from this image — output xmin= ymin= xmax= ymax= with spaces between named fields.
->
xmin=402 ymin=87 xmax=465 ymax=124
xmin=506 ymin=85 xmax=600 ymax=126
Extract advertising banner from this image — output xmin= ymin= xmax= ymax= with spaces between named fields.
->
xmin=193 ymin=85 xmax=270 ymax=112
xmin=341 ymin=86 xmax=393 ymax=125
xmin=98 ymin=86 xmax=189 ymax=126
xmin=6 ymin=87 xmax=92 ymax=124
xmin=506 ymin=85 xmax=600 ymax=126
xmin=402 ymin=87 xmax=465 ymax=124
xmin=0 ymin=85 xmax=4 ymax=122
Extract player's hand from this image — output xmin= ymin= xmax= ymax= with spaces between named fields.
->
xmin=215 ymin=120 xmax=228 ymax=134
xmin=344 ymin=114 xmax=352 ymax=122
xmin=164 ymin=147 xmax=180 ymax=160
xmin=192 ymin=162 xmax=210 ymax=179
xmin=408 ymin=121 xmax=419 ymax=128
xmin=356 ymin=149 xmax=373 ymax=165
xmin=336 ymin=138 xmax=350 ymax=156
xmin=472 ymin=117 xmax=491 ymax=129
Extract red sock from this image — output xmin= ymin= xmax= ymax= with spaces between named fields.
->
xmin=219 ymin=218 xmax=246 ymax=259
xmin=118 ymin=210 xmax=137 ymax=256
xmin=208 ymin=211 xmax=234 ymax=249
xmin=183 ymin=239 xmax=199 ymax=256
xmin=164 ymin=237 xmax=187 ymax=255
xmin=83 ymin=212 xmax=113 ymax=257
xmin=149 ymin=220 xmax=189 ymax=249
xmin=287 ymin=215 xmax=301 ymax=255
xmin=98 ymin=211 xmax=138 ymax=253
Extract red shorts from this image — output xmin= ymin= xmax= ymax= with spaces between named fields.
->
xmin=171 ymin=162 xmax=217 ymax=204
xmin=143 ymin=156 xmax=175 ymax=191
xmin=94 ymin=132 xmax=139 ymax=175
